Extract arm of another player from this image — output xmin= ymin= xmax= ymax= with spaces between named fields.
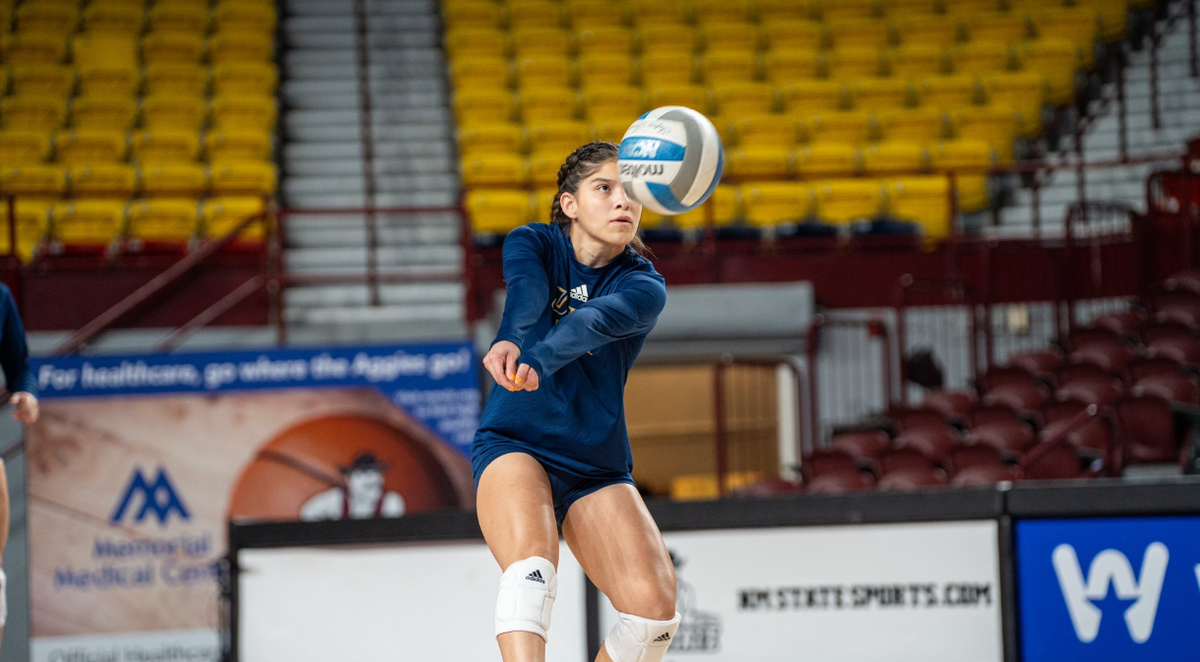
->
xmin=0 ymin=286 xmax=37 ymax=425
xmin=517 ymin=273 xmax=667 ymax=388
xmin=487 ymin=227 xmax=552 ymax=390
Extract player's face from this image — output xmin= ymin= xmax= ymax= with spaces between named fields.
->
xmin=563 ymin=160 xmax=642 ymax=249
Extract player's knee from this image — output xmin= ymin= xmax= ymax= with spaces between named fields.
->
xmin=623 ymin=578 xmax=677 ymax=621
xmin=495 ymin=556 xmax=557 ymax=641
xmin=604 ymin=610 xmax=681 ymax=662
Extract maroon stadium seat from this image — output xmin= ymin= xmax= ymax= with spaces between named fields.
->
xmin=1055 ymin=362 xmax=1126 ymax=407
xmin=921 ymin=388 xmax=979 ymax=422
xmin=966 ymin=403 xmax=1035 ymax=457
xmin=1068 ymin=324 xmax=1127 ymax=351
xmin=800 ymin=449 xmax=861 ymax=483
xmin=1152 ymin=289 xmax=1200 ymax=328
xmin=1165 ymin=270 xmax=1200 ymax=296
xmin=806 ymin=471 xmax=875 ymax=494
xmin=830 ymin=429 xmax=891 ymax=462
xmin=1006 ymin=349 xmax=1064 ymax=379
xmin=894 ymin=426 xmax=961 ymax=465
xmin=1067 ymin=344 xmax=1136 ymax=378
xmin=879 ymin=446 xmax=939 ymax=474
xmin=1114 ymin=395 xmax=1188 ymax=465
xmin=1021 ymin=442 xmax=1089 ymax=480
xmin=733 ymin=477 xmax=806 ymax=497
xmin=1091 ymin=310 xmax=1147 ymax=340
xmin=887 ymin=406 xmax=953 ymax=433
xmin=1145 ymin=333 xmax=1200 ymax=367
xmin=1040 ymin=398 xmax=1118 ymax=473
xmin=1132 ymin=372 xmax=1200 ymax=406
xmin=877 ymin=465 xmax=948 ymax=490
xmin=1128 ymin=355 xmax=1187 ymax=382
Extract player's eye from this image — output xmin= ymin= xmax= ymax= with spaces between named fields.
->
xmin=597 ymin=184 xmax=609 ymax=192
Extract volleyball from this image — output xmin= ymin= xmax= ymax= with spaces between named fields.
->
xmin=618 ymin=106 xmax=724 ymax=216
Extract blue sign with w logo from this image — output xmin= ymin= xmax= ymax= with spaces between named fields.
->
xmin=110 ymin=467 xmax=191 ymax=527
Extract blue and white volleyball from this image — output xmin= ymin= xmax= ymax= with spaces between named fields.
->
xmin=618 ymin=106 xmax=724 ymax=216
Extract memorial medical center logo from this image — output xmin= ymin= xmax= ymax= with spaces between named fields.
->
xmin=110 ymin=466 xmax=190 ymax=526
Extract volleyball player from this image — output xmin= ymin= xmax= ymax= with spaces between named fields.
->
xmin=473 ymin=142 xmax=679 ymax=662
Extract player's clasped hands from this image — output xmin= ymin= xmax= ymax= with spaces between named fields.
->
xmin=482 ymin=340 xmax=540 ymax=392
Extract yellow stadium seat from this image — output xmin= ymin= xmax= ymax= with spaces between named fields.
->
xmin=51 ymin=200 xmax=127 ymax=247
xmin=77 ymin=63 xmax=139 ymax=96
xmin=961 ymin=12 xmax=1030 ymax=44
xmin=712 ymin=82 xmax=776 ymax=116
xmin=806 ymin=111 xmax=875 ymax=144
xmin=892 ymin=15 xmax=960 ymax=48
xmin=209 ymin=30 xmax=275 ymax=63
xmin=71 ymin=95 xmax=136 ymax=131
xmin=795 ymin=143 xmax=860 ymax=178
xmin=443 ymin=1 xmax=503 ymax=30
xmin=819 ymin=0 xmax=879 ymax=21
xmin=929 ymin=139 xmax=993 ymax=212
xmin=757 ymin=0 xmax=818 ymax=22
xmin=698 ymin=50 xmax=758 ymax=85
xmin=526 ymin=149 xmax=569 ymax=188
xmin=886 ymin=44 xmax=947 ymax=78
xmin=209 ymin=95 xmax=277 ymax=131
xmin=209 ymin=160 xmax=277 ymax=196
xmin=698 ymin=22 xmax=760 ymax=53
xmin=628 ymin=0 xmax=688 ymax=27
xmin=637 ymin=24 xmax=698 ymax=56
xmin=212 ymin=3 xmax=277 ymax=33
xmin=11 ymin=64 xmax=74 ymax=97
xmin=762 ymin=49 xmax=822 ymax=84
xmin=950 ymin=106 xmax=1018 ymax=162
xmin=982 ymin=71 xmax=1045 ymax=138
xmin=1028 ymin=6 xmax=1099 ymax=66
xmin=131 ymin=129 xmax=201 ymax=163
xmin=886 ymin=176 xmax=952 ymax=239
xmin=148 ymin=4 xmax=209 ymax=34
xmin=0 ymin=200 xmax=50 ymax=261
xmin=206 ymin=130 xmax=272 ymax=161
xmin=517 ymin=85 xmax=579 ymax=122
xmin=144 ymin=63 xmax=208 ymax=97
xmin=466 ymin=190 xmax=535 ymax=235
xmin=812 ymin=178 xmax=885 ymax=224
xmin=0 ymin=129 xmax=53 ymax=164
xmin=735 ymin=114 xmax=801 ymax=146
xmin=54 ymin=129 xmax=128 ymax=164
xmin=826 ymin=18 xmax=893 ymax=50
xmin=458 ymin=122 xmax=525 ymax=158
xmin=861 ymin=141 xmax=927 ymax=176
xmin=450 ymin=56 xmax=512 ymax=90
xmin=673 ymin=184 xmax=741 ymax=230
xmin=639 ymin=51 xmax=697 ymax=86
xmin=0 ymin=164 xmax=66 ymax=197
xmin=692 ymin=0 xmax=754 ymax=23
xmin=211 ymin=62 xmax=279 ymax=95
xmin=141 ymin=95 xmax=207 ymax=130
xmin=141 ymin=31 xmax=206 ymax=64
xmin=761 ymin=20 xmax=825 ymax=51
xmin=575 ymin=26 xmax=635 ymax=58
xmin=82 ymin=3 xmax=144 ymax=34
xmin=564 ymin=0 xmax=622 ymax=30
xmin=507 ymin=0 xmax=564 ymax=29
xmin=67 ymin=163 xmax=137 ymax=197
xmin=455 ymin=88 xmax=516 ymax=124
xmin=824 ymin=47 xmax=885 ymax=79
xmin=576 ymin=53 xmax=636 ymax=88
xmin=646 ymin=84 xmax=710 ymax=114
xmin=532 ymin=186 xmax=558 ymax=221
xmin=514 ymin=55 xmax=573 ymax=88
xmin=875 ymin=107 xmax=947 ymax=141
xmin=444 ymin=27 xmax=509 ymax=60
xmin=202 ymin=196 xmax=267 ymax=241
xmin=126 ymin=198 xmax=199 ymax=244
xmin=74 ymin=33 xmax=139 ymax=66
xmin=1018 ymin=39 xmax=1080 ymax=106
xmin=941 ymin=0 xmax=1004 ymax=14
xmin=525 ymin=120 xmax=592 ymax=158
xmin=916 ymin=74 xmax=980 ymax=109
xmin=1073 ymin=0 xmax=1129 ymax=43
xmin=850 ymin=77 xmax=912 ymax=110
xmin=879 ymin=0 xmax=939 ymax=16
xmin=743 ymin=182 xmax=812 ymax=228
xmin=139 ymin=162 xmax=208 ymax=196
xmin=461 ymin=153 xmax=529 ymax=187
xmin=580 ymin=85 xmax=644 ymax=124
xmin=589 ymin=120 xmax=631 ymax=144
xmin=1 ymin=97 xmax=66 ymax=131
xmin=511 ymin=27 xmax=571 ymax=59
xmin=949 ymin=41 xmax=1014 ymax=75
xmin=16 ymin=3 xmax=78 ymax=37
xmin=669 ymin=471 xmax=767 ymax=500
xmin=781 ymin=80 xmax=846 ymax=113
xmin=727 ymin=145 xmax=793 ymax=179
xmin=2 ymin=32 xmax=67 ymax=64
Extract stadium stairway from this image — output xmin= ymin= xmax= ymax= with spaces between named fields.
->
xmin=998 ymin=2 xmax=1200 ymax=234
xmin=277 ymin=0 xmax=467 ymax=341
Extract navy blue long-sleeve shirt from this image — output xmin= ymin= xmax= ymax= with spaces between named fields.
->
xmin=473 ymin=223 xmax=666 ymax=477
xmin=0 ymin=284 xmax=35 ymax=395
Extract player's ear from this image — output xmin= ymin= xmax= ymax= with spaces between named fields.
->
xmin=560 ymin=191 xmax=579 ymax=219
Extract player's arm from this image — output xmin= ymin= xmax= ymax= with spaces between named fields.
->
xmin=519 ymin=274 xmax=666 ymax=382
xmin=484 ymin=226 xmax=553 ymax=389
xmin=0 ymin=288 xmax=37 ymax=425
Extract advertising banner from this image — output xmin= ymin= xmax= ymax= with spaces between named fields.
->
xmin=598 ymin=521 xmax=1004 ymax=662
xmin=1016 ymin=516 xmax=1200 ymax=662
xmin=26 ymin=343 xmax=480 ymax=662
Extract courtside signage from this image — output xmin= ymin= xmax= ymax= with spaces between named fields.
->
xmin=1016 ymin=517 xmax=1200 ymax=662
xmin=597 ymin=521 xmax=1003 ymax=662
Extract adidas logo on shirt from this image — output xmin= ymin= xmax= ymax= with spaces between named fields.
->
xmin=525 ymin=570 xmax=545 ymax=584
xmin=652 ymin=632 xmax=672 ymax=643
xmin=570 ymin=284 xmax=589 ymax=302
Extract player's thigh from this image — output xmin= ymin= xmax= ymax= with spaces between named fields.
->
xmin=562 ymin=483 xmax=676 ymax=619
xmin=476 ymin=452 xmax=560 ymax=569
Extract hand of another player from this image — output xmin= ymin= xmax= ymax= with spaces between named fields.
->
xmin=482 ymin=340 xmax=522 ymax=391
xmin=514 ymin=363 xmax=540 ymax=391
xmin=10 ymin=392 xmax=38 ymax=425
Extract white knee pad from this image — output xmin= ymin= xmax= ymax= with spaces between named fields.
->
xmin=495 ymin=556 xmax=557 ymax=640
xmin=605 ymin=611 xmax=681 ymax=662
xmin=0 ymin=568 xmax=7 ymax=627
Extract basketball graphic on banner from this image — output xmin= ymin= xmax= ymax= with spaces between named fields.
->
xmin=618 ymin=105 xmax=724 ymax=216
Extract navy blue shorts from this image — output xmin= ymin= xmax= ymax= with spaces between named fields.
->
xmin=472 ymin=442 xmax=635 ymax=528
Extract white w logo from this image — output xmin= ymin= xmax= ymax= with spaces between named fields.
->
xmin=1051 ymin=543 xmax=1169 ymax=644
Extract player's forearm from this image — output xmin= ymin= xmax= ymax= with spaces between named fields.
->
xmin=523 ymin=299 xmax=656 ymax=376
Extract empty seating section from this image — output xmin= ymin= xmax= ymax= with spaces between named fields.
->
xmin=0 ymin=0 xmax=278 ymax=257
xmin=448 ymin=0 xmax=1125 ymax=241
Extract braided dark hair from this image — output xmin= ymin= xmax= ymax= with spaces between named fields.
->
xmin=550 ymin=141 xmax=647 ymax=255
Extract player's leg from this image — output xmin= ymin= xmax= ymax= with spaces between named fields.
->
xmin=477 ymin=452 xmax=561 ymax=662
xmin=562 ymin=483 xmax=678 ymax=662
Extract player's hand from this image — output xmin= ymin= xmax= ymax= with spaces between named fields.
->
xmin=482 ymin=341 xmax=521 ymax=391
xmin=10 ymin=392 xmax=38 ymax=425
xmin=514 ymin=363 xmax=540 ymax=391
